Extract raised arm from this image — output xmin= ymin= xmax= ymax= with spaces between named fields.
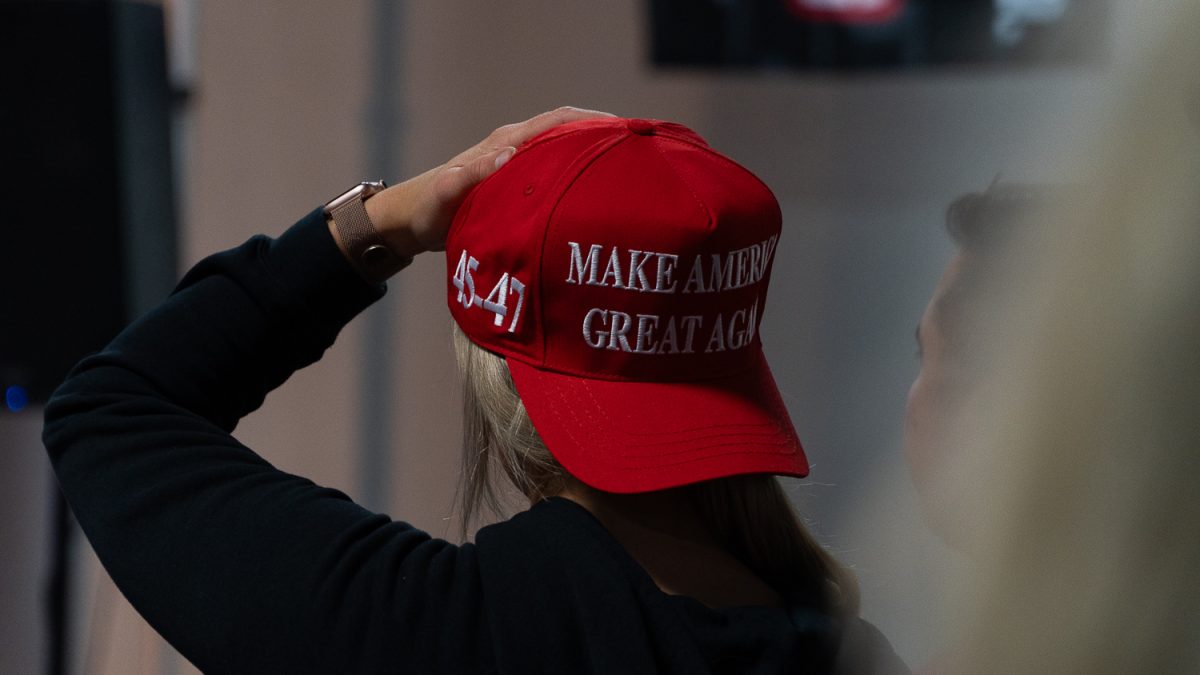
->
xmin=42 ymin=107 xmax=614 ymax=673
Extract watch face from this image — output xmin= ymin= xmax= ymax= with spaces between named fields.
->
xmin=359 ymin=179 xmax=387 ymax=198
xmin=325 ymin=180 xmax=387 ymax=213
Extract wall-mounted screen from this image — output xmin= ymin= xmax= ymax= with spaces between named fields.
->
xmin=650 ymin=0 xmax=1108 ymax=70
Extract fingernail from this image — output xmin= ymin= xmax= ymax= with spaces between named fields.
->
xmin=495 ymin=147 xmax=516 ymax=169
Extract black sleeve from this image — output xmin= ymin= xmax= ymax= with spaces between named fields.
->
xmin=42 ymin=209 xmax=491 ymax=674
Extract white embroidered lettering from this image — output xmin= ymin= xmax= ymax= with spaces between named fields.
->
xmin=582 ymin=308 xmax=607 ymax=348
xmin=727 ymin=308 xmax=748 ymax=349
xmin=634 ymin=314 xmax=659 ymax=353
xmin=451 ymin=250 xmax=479 ymax=307
xmin=680 ymin=315 xmax=703 ymax=353
xmin=578 ymin=236 xmax=776 ymax=296
xmin=709 ymin=253 xmax=734 ymax=293
xmin=735 ymin=249 xmax=749 ymax=289
xmin=654 ymin=253 xmax=678 ymax=293
xmin=566 ymin=242 xmax=604 ymax=285
xmin=606 ymin=310 xmax=633 ymax=351
xmin=627 ymin=250 xmax=654 ymax=292
xmin=455 ymin=249 xmax=527 ymax=332
xmin=600 ymin=248 xmax=625 ymax=288
xmin=578 ymin=307 xmax=758 ymax=354
xmin=682 ymin=255 xmax=706 ymax=293
xmin=759 ymin=235 xmax=777 ymax=280
xmin=746 ymin=299 xmax=758 ymax=345
xmin=505 ymin=278 xmax=526 ymax=333
xmin=705 ymin=314 xmax=726 ymax=353
xmin=657 ymin=316 xmax=679 ymax=354
xmin=479 ymin=273 xmax=512 ymax=326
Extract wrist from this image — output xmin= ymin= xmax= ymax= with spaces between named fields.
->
xmin=324 ymin=180 xmax=413 ymax=284
xmin=364 ymin=184 xmax=427 ymax=260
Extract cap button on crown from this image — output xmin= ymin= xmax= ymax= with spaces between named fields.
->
xmin=626 ymin=118 xmax=656 ymax=136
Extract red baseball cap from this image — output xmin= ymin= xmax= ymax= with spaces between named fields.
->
xmin=445 ymin=117 xmax=807 ymax=493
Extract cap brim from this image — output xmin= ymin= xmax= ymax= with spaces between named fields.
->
xmin=506 ymin=348 xmax=808 ymax=494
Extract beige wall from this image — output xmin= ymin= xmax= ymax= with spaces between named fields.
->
xmin=185 ymin=0 xmax=373 ymax=501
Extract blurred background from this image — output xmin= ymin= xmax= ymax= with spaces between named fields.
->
xmin=5 ymin=1 xmax=1189 ymax=673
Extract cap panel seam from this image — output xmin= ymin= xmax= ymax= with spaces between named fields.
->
xmin=445 ymin=181 xmax=481 ymax=257
xmin=534 ymin=133 xmax=635 ymax=366
xmin=649 ymin=137 xmax=714 ymax=231
xmin=653 ymin=133 xmax=784 ymax=211
xmin=517 ymin=122 xmax=618 ymax=153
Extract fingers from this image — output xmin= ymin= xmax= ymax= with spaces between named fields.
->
xmin=445 ymin=106 xmax=614 ymax=169
xmin=441 ymin=106 xmax=615 ymax=213
xmin=452 ymin=146 xmax=515 ymax=192
xmin=489 ymin=106 xmax=616 ymax=149
xmin=446 ymin=104 xmax=610 ymax=191
xmin=433 ymin=145 xmax=516 ymax=216
xmin=402 ymin=108 xmax=616 ymax=254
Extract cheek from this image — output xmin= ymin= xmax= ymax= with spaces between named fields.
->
xmin=904 ymin=372 xmax=929 ymax=441
xmin=902 ymin=371 xmax=945 ymax=489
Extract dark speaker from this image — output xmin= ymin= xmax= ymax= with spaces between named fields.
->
xmin=0 ymin=0 xmax=177 ymax=408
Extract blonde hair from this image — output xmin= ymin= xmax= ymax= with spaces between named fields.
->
xmin=452 ymin=325 xmax=860 ymax=616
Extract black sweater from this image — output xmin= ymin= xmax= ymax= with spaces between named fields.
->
xmin=43 ymin=208 xmax=907 ymax=674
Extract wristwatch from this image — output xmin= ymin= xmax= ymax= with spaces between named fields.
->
xmin=324 ymin=180 xmax=413 ymax=284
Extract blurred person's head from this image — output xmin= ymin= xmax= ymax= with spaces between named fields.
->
xmin=933 ymin=2 xmax=1200 ymax=670
xmin=904 ymin=183 xmax=1056 ymax=547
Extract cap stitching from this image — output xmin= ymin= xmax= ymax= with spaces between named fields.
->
xmin=618 ymin=435 xmax=793 ymax=458
xmin=546 ymin=378 xmax=606 ymax=470
xmin=541 ymin=378 xmax=799 ymax=476
xmin=548 ymin=380 xmax=623 ymax=461
xmin=558 ymin=375 xmax=795 ymax=457
xmin=601 ymin=444 xmax=798 ymax=469
xmin=578 ymin=376 xmax=781 ymax=438
xmin=550 ymin=380 xmax=789 ymax=456
xmin=512 ymin=349 xmax=765 ymax=384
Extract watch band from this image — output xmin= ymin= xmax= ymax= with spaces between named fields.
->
xmin=325 ymin=180 xmax=413 ymax=284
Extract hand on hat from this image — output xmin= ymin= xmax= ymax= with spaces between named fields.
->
xmin=362 ymin=106 xmax=615 ymax=263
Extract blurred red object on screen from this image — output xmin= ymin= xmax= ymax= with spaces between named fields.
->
xmin=786 ymin=0 xmax=907 ymax=24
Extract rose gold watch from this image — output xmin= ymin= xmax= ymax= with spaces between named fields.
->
xmin=324 ymin=180 xmax=412 ymax=284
